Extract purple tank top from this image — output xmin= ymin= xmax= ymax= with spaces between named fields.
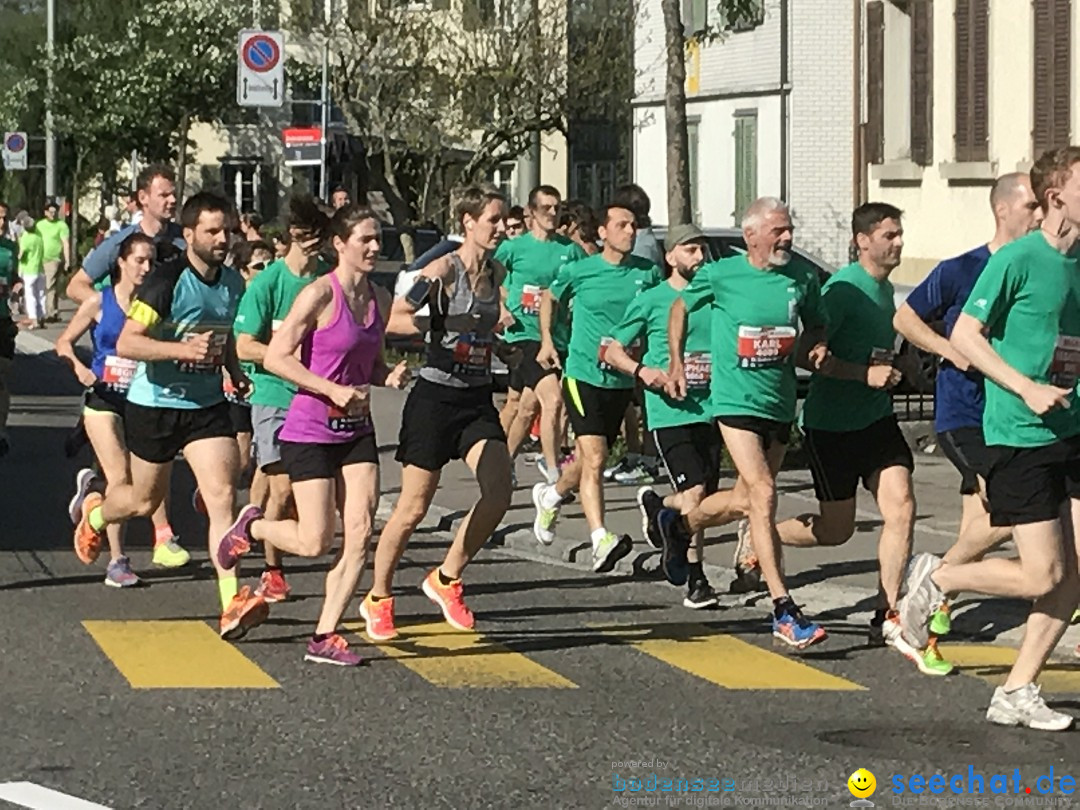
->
xmin=279 ymin=272 xmax=384 ymax=444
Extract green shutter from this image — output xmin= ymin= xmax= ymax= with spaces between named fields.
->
xmin=733 ymin=112 xmax=757 ymax=223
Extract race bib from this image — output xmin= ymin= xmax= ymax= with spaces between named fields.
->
xmin=451 ymin=333 xmax=493 ymax=376
xmin=736 ymin=326 xmax=797 ymax=368
xmin=1049 ymin=335 xmax=1080 ymax=387
xmin=327 ymin=401 xmax=372 ymax=433
xmin=177 ymin=332 xmax=227 ymax=375
xmin=101 ymin=355 xmax=137 ymax=392
xmin=684 ymin=351 xmax=712 ymax=389
xmin=597 ymin=337 xmax=640 ymax=372
xmin=870 ymin=347 xmax=895 ymax=366
xmin=520 ymin=285 xmax=542 ymax=316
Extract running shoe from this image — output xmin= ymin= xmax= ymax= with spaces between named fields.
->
xmin=536 ymin=457 xmax=560 ymax=485
xmin=880 ymin=610 xmax=954 ymax=676
xmin=655 ymin=508 xmax=690 ymax=585
xmin=729 ymin=519 xmax=763 ymax=594
xmin=986 ymin=684 xmax=1075 ymax=731
xmin=422 ymin=569 xmax=475 ymax=631
xmin=305 ymin=634 xmax=363 ymax=667
xmin=684 ymin=580 xmax=719 ymax=609
xmin=898 ymin=552 xmax=945 ymax=650
xmin=68 ymin=467 xmax=99 ymax=525
xmin=592 ymin=532 xmax=633 ymax=573
xmin=255 ymin=569 xmax=291 ymax=603
xmin=73 ymin=492 xmax=105 ymax=565
xmin=636 ymin=487 xmax=664 ymax=550
xmin=104 ymin=556 xmax=140 ymax=588
xmin=603 ymin=456 xmax=630 ymax=482
xmin=359 ymin=594 xmax=398 ymax=642
xmin=929 ymin=600 xmax=952 ymax=636
xmin=216 ymin=505 xmax=263 ymax=570
xmin=531 ymin=482 xmax=560 ymax=545
xmin=1071 ymin=608 xmax=1080 ymax=625
xmin=772 ymin=601 xmax=827 ymax=649
xmin=219 ymin=586 xmax=269 ymax=641
xmin=614 ymin=461 xmax=657 ymax=485
xmin=558 ymin=451 xmax=576 ymax=472
xmin=152 ymin=538 xmax=191 ymax=568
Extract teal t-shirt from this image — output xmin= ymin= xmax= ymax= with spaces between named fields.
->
xmin=233 ymin=258 xmax=329 ymax=411
xmin=962 ymin=231 xmax=1080 ymax=447
xmin=609 ymin=281 xmax=713 ymax=429
xmin=0 ymin=237 xmax=17 ymax=319
xmin=126 ymin=260 xmax=247 ymax=409
xmin=496 ymin=233 xmax=586 ymax=345
xmin=549 ymin=253 xmax=663 ymax=389
xmin=682 ymin=255 xmax=826 ymax=422
xmin=802 ymin=262 xmax=897 ymax=432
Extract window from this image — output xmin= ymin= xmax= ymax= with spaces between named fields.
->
xmin=1032 ymin=0 xmax=1071 ymax=157
xmin=954 ymin=0 xmax=989 ymax=162
xmin=221 ymin=161 xmax=263 ymax=214
xmin=489 ymin=163 xmax=516 ymax=202
xmin=733 ymin=111 xmax=757 ymax=223
xmin=687 ymin=119 xmax=700 ymax=222
xmin=682 ymin=0 xmax=707 ymax=35
xmin=572 ymin=161 xmax=616 ymax=209
xmin=720 ymin=0 xmax=765 ymax=32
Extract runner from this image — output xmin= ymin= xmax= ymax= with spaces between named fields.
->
xmin=767 ymin=203 xmax=948 ymax=673
xmin=531 ymin=202 xmax=663 ymax=570
xmin=899 ymin=148 xmax=1080 ymax=730
xmin=0 ymin=209 xmax=18 ymax=457
xmin=217 ymin=203 xmax=408 ymax=665
xmin=360 ymin=185 xmax=514 ymax=641
xmin=663 ymin=197 xmax=830 ymax=649
xmin=605 ymin=223 xmax=742 ymax=605
xmin=893 ymin=173 xmax=1043 ymax=634
xmin=56 ymin=232 xmax=190 ymax=585
xmin=70 ymin=192 xmax=268 ymax=639
xmin=231 ymin=197 xmax=333 ymax=605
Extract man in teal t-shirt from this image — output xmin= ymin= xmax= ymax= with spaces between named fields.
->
xmin=36 ymin=200 xmax=70 ymax=321
xmin=233 ymin=198 xmax=331 ymax=603
xmin=531 ymin=202 xmax=662 ymax=573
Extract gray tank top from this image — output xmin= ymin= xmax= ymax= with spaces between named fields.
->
xmin=419 ymin=253 xmax=502 ymax=389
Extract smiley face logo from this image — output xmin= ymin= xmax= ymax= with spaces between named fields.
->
xmin=848 ymin=769 xmax=877 ymax=799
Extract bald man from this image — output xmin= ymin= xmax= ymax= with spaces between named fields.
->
xmin=893 ymin=172 xmax=1043 ymax=635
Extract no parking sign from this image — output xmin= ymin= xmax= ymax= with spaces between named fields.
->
xmin=2 ymin=132 xmax=27 ymax=171
xmin=237 ymin=30 xmax=284 ymax=108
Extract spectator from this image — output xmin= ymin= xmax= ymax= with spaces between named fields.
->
xmin=36 ymin=199 xmax=71 ymax=322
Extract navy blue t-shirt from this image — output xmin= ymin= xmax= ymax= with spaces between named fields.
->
xmin=904 ymin=244 xmax=991 ymax=433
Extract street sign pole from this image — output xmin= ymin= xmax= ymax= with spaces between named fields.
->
xmin=319 ymin=0 xmax=333 ymax=201
xmin=45 ymin=0 xmax=56 ymax=197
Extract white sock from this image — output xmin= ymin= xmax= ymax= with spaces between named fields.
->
xmin=591 ymin=527 xmax=610 ymax=546
xmin=540 ymin=485 xmax=563 ymax=509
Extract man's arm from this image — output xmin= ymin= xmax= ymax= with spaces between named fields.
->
xmin=893 ymin=302 xmax=971 ymax=371
xmin=116 ymin=319 xmax=208 ymax=363
xmin=665 ymin=297 xmax=689 ymax=400
xmin=67 ymin=235 xmax=117 ymax=304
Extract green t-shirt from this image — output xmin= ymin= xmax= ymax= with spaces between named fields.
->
xmin=233 ymin=259 xmax=329 ymax=410
xmin=18 ymin=231 xmax=44 ymax=277
xmin=610 ymin=280 xmax=713 ymax=429
xmin=496 ymin=232 xmax=586 ymax=346
xmin=35 ymin=218 xmax=69 ymax=263
xmin=961 ymin=231 xmax=1080 ymax=447
xmin=549 ymin=253 xmax=663 ymax=389
xmin=802 ymin=262 xmax=897 ymax=432
xmin=0 ymin=237 xmax=17 ymax=319
xmin=682 ymin=255 xmax=826 ymax=422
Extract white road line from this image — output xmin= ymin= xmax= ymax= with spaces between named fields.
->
xmin=0 ymin=782 xmax=112 ymax=810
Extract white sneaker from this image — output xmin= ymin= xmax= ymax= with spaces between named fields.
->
xmin=898 ymin=552 xmax=945 ymax=650
xmin=531 ymin=483 xmax=559 ymax=545
xmin=592 ymin=532 xmax=632 ymax=573
xmin=986 ymin=684 xmax=1074 ymax=731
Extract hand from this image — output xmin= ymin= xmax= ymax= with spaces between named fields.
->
xmin=806 ymin=342 xmax=829 ymax=371
xmin=1021 ymin=382 xmax=1072 ymax=416
xmin=664 ymin=364 xmax=688 ymax=400
xmin=866 ymin=364 xmax=902 ymax=389
xmin=230 ymin=373 xmax=253 ymax=400
xmin=946 ymin=351 xmax=971 ymax=373
xmin=495 ymin=306 xmax=514 ymax=334
xmin=537 ymin=342 xmax=561 ymax=371
xmin=181 ymin=331 xmax=214 ymax=363
xmin=385 ymin=360 xmax=411 ymax=390
xmin=638 ymin=366 xmax=668 ymax=390
xmin=77 ymin=367 xmax=98 ymax=388
xmin=329 ymin=383 xmax=369 ymax=416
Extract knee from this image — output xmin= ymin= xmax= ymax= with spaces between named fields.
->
xmin=1022 ymin=558 xmax=1066 ymax=600
xmin=747 ymin=477 xmax=776 ymax=509
xmin=303 ymin=524 xmax=336 ymax=557
xmin=391 ymin=499 xmax=429 ymax=532
xmin=816 ymin=518 xmax=855 ymax=546
xmin=881 ymin=491 xmax=917 ymax=527
xmin=481 ymin=474 xmax=513 ymax=511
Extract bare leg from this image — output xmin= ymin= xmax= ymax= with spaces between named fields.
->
xmin=575 ymin=435 xmax=610 ymax=533
xmin=370 ymin=465 xmax=441 ymax=597
xmin=499 ymin=387 xmax=521 ymax=436
xmin=505 ymin=388 xmax=540 ymax=457
xmin=535 ymin=373 xmax=564 ymax=472
xmin=182 ymin=437 xmax=240 ymax=579
xmin=83 ymin=412 xmax=131 ymax=563
xmin=945 ymin=486 xmax=1012 ymax=565
xmin=776 ymin=499 xmax=857 ymax=548
xmin=249 ymin=476 xmax=336 ymax=557
xmin=442 ymin=440 xmax=513 ymax=579
xmin=868 ymin=465 xmax=916 ymax=610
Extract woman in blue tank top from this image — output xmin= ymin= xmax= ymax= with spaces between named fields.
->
xmin=56 ymin=232 xmax=190 ymax=587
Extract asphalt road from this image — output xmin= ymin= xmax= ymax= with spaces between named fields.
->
xmin=1 ymin=332 xmax=1079 ymax=810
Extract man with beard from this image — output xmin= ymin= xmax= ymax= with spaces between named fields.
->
xmin=71 ymin=193 xmax=268 ymax=641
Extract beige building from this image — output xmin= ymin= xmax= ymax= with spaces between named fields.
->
xmin=865 ymin=0 xmax=1073 ymax=285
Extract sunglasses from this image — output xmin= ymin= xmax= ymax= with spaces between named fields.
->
xmin=248 ymin=261 xmax=267 ymax=273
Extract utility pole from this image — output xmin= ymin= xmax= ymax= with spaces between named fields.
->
xmin=319 ymin=0 xmax=332 ymax=201
xmin=45 ymin=0 xmax=57 ymax=198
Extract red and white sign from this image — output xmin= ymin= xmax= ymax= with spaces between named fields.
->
xmin=282 ymin=128 xmax=323 ymax=167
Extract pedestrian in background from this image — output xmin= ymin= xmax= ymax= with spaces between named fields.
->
xmin=16 ymin=212 xmax=45 ymax=329
xmin=36 ymin=199 xmax=71 ymax=322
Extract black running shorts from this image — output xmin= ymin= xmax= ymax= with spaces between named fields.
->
xmin=124 ymin=400 xmax=236 ymax=464
xmin=985 ymin=436 xmax=1080 ymax=527
xmin=396 ymin=378 xmax=506 ymax=471
xmin=803 ymin=415 xmax=914 ymax=502
xmin=716 ymin=415 xmax=793 ymax=449
xmin=281 ymin=432 xmax=379 ymax=482
xmin=938 ymin=427 xmax=995 ymax=496
xmin=564 ymin=377 xmax=633 ymax=445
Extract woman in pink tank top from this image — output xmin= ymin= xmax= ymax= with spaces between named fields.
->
xmin=217 ymin=205 xmax=408 ymax=667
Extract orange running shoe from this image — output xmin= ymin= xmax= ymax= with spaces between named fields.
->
xmin=359 ymin=594 xmax=398 ymax=642
xmin=422 ymin=569 xmax=475 ymax=631
xmin=74 ymin=492 xmax=105 ymax=565
xmin=219 ymin=586 xmax=269 ymax=641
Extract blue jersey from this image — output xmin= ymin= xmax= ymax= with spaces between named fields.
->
xmin=126 ymin=257 xmax=246 ymax=409
xmin=903 ymin=244 xmax=991 ymax=433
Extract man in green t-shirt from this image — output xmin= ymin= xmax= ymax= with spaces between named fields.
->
xmin=531 ymin=203 xmax=663 ymax=573
xmin=901 ymin=147 xmax=1080 ymax=732
xmin=665 ymin=197 xmax=830 ymax=649
xmin=36 ymin=200 xmax=71 ymax=322
xmin=495 ymin=185 xmax=586 ymax=482
xmin=0 ymin=216 xmax=18 ymax=456
xmin=234 ymin=197 xmax=331 ymax=605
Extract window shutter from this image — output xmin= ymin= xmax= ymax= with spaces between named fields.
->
xmin=910 ymin=0 xmax=934 ymax=166
xmin=1033 ymin=0 xmax=1072 ymax=157
xmin=866 ymin=0 xmax=885 ymax=165
xmin=955 ymin=0 xmax=989 ymax=162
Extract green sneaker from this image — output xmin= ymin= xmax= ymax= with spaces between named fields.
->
xmin=152 ymin=538 xmax=191 ymax=568
xmin=1071 ymin=608 xmax=1080 ymax=625
xmin=592 ymin=532 xmax=633 ymax=573
xmin=531 ymin=483 xmax=559 ymax=546
xmin=929 ymin=602 xmax=952 ymax=636
xmin=919 ymin=639 xmax=955 ymax=677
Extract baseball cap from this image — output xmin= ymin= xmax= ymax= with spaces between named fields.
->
xmin=666 ymin=223 xmax=706 ymax=247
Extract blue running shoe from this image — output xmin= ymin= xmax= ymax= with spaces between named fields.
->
xmin=655 ymin=508 xmax=690 ymax=586
xmin=772 ymin=601 xmax=827 ymax=649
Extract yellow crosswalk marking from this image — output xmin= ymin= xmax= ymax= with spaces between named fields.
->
xmin=945 ymin=644 xmax=1080 ymax=693
xmin=83 ymin=620 xmax=278 ymax=689
xmin=600 ymin=623 xmax=865 ymax=691
xmin=350 ymin=622 xmax=576 ymax=689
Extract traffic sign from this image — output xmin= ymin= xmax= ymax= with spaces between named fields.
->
xmin=2 ymin=132 xmax=28 ymax=171
xmin=282 ymin=128 xmax=323 ymax=167
xmin=237 ymin=29 xmax=285 ymax=108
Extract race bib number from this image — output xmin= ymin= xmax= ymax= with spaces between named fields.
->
xmin=870 ymin=347 xmax=895 ymax=366
xmin=597 ymin=337 xmax=640 ymax=372
xmin=101 ymin=355 xmax=137 ymax=392
xmin=736 ymin=326 xmax=797 ymax=368
xmin=684 ymin=351 xmax=712 ymax=389
xmin=520 ymin=285 xmax=542 ymax=316
xmin=451 ymin=333 xmax=493 ymax=376
xmin=177 ymin=332 xmax=227 ymax=375
xmin=1050 ymin=335 xmax=1080 ymax=387
xmin=327 ymin=401 xmax=372 ymax=433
